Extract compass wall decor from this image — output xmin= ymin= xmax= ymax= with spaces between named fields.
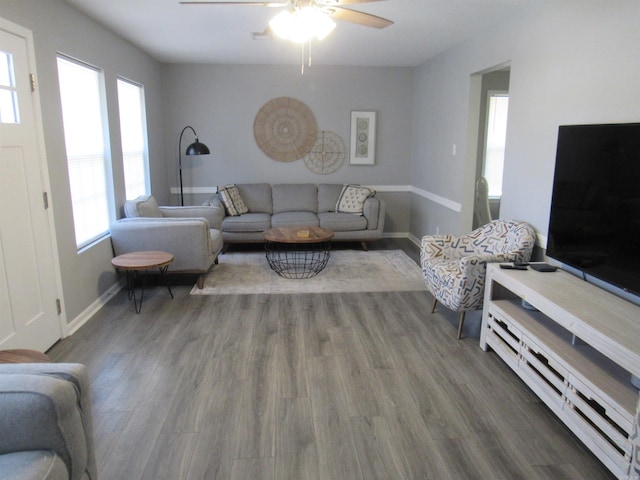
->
xmin=304 ymin=130 xmax=346 ymax=175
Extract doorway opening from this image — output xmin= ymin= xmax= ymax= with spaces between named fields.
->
xmin=472 ymin=68 xmax=510 ymax=229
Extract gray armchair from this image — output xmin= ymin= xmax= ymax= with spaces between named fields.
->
xmin=0 ymin=363 xmax=96 ymax=480
xmin=110 ymin=195 xmax=224 ymax=288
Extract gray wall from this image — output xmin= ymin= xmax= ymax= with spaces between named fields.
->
xmin=0 ymin=0 xmax=165 ymax=323
xmin=2 ymin=0 xmax=639 ymax=327
xmin=161 ymin=64 xmax=415 ymax=231
xmin=410 ymin=1 xmax=640 ymax=247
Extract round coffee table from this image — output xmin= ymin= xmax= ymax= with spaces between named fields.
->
xmin=264 ymin=226 xmax=334 ymax=279
xmin=111 ymin=251 xmax=174 ymax=313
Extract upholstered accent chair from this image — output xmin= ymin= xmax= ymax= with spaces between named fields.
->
xmin=420 ymin=219 xmax=536 ymax=339
xmin=110 ymin=195 xmax=224 ymax=288
xmin=0 ymin=363 xmax=96 ymax=480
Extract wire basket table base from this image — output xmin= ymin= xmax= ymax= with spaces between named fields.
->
xmin=265 ymin=241 xmax=332 ymax=279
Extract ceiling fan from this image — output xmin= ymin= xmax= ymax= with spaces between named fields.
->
xmin=179 ymin=0 xmax=394 ymax=31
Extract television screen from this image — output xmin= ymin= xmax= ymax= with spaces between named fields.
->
xmin=547 ymin=123 xmax=640 ymax=297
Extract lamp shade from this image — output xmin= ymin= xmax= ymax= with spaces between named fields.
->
xmin=186 ymin=139 xmax=210 ymax=156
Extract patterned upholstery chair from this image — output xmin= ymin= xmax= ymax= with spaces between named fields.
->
xmin=420 ymin=219 xmax=536 ymax=339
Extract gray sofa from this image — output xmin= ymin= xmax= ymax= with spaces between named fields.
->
xmin=110 ymin=195 xmax=224 ymax=288
xmin=204 ymin=183 xmax=386 ymax=249
xmin=0 ymin=363 xmax=96 ymax=480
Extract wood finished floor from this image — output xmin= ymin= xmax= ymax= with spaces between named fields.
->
xmin=47 ymin=240 xmax=616 ymax=480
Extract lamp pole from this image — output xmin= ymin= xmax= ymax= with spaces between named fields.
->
xmin=178 ymin=126 xmax=210 ymax=206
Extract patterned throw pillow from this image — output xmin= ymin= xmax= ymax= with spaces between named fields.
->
xmin=217 ymin=184 xmax=249 ymax=216
xmin=336 ymin=184 xmax=375 ymax=215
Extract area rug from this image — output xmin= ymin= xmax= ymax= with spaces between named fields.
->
xmin=191 ymin=249 xmax=427 ymax=295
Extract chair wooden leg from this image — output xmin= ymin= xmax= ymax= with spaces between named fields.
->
xmin=431 ymin=298 xmax=438 ymax=313
xmin=197 ymin=274 xmax=205 ymax=289
xmin=457 ymin=311 xmax=466 ymax=340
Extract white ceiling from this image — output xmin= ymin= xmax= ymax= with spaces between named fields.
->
xmin=63 ymin=0 xmax=538 ymax=67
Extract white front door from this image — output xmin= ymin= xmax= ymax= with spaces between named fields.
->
xmin=0 ymin=18 xmax=62 ymax=351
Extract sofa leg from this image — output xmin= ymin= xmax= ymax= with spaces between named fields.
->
xmin=360 ymin=241 xmax=368 ymax=251
xmin=197 ymin=275 xmax=205 ymax=289
xmin=431 ymin=298 xmax=438 ymax=313
xmin=457 ymin=311 xmax=466 ymax=340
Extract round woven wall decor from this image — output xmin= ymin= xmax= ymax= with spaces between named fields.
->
xmin=253 ymin=97 xmax=318 ymax=162
xmin=304 ymin=131 xmax=346 ymax=175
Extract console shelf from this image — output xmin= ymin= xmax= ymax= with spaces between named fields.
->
xmin=480 ymin=264 xmax=640 ymax=479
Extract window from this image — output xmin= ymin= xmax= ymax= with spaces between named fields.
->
xmin=483 ymin=93 xmax=509 ymax=198
xmin=0 ymin=50 xmax=20 ymax=124
xmin=117 ymin=78 xmax=149 ymax=200
xmin=57 ymin=55 xmax=112 ymax=248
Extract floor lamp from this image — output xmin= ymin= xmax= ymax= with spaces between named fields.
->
xmin=178 ymin=126 xmax=211 ymax=206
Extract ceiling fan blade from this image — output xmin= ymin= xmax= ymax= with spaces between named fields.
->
xmin=327 ymin=7 xmax=393 ymax=29
xmin=179 ymin=1 xmax=287 ymax=6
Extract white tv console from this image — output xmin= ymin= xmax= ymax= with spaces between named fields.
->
xmin=480 ymin=263 xmax=640 ymax=479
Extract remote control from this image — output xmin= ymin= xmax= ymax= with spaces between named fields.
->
xmin=500 ymin=264 xmax=528 ymax=270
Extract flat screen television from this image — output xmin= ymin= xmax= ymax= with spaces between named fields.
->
xmin=547 ymin=122 xmax=640 ymax=298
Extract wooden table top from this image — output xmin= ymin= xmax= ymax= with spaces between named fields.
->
xmin=111 ymin=251 xmax=174 ymax=270
xmin=0 ymin=349 xmax=50 ymax=363
xmin=264 ymin=226 xmax=334 ymax=244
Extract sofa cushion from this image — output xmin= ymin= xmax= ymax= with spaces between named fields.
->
xmin=318 ymin=212 xmax=368 ymax=232
xmin=318 ymin=184 xmax=344 ymax=212
xmin=124 ymin=195 xmax=162 ymax=218
xmin=236 ymin=183 xmax=273 ymax=214
xmin=217 ymin=185 xmax=249 ymax=216
xmin=0 ymin=450 xmax=69 ymax=480
xmin=336 ymin=185 xmax=375 ymax=215
xmin=272 ymin=184 xmax=317 ymax=214
xmin=271 ymin=212 xmax=319 ymax=228
xmin=222 ymin=213 xmax=272 ymax=232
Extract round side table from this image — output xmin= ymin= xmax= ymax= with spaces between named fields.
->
xmin=0 ymin=349 xmax=50 ymax=364
xmin=111 ymin=251 xmax=174 ymax=313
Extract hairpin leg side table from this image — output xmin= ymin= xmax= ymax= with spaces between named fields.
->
xmin=111 ymin=250 xmax=174 ymax=313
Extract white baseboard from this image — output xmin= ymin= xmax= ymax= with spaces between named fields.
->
xmin=407 ymin=233 xmax=421 ymax=247
xmin=63 ymin=280 xmax=123 ymax=337
xmin=382 ymin=231 xmax=409 ymax=239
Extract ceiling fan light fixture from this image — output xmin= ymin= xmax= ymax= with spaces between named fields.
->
xmin=269 ymin=6 xmax=336 ymax=43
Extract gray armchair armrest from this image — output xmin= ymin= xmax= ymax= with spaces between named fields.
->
xmin=160 ymin=205 xmax=224 ymax=229
xmin=202 ymin=195 xmax=225 ymax=215
xmin=0 ymin=363 xmax=96 ymax=480
xmin=111 ymin=217 xmax=218 ymax=272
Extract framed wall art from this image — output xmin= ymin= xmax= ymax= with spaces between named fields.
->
xmin=349 ymin=111 xmax=376 ymax=165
